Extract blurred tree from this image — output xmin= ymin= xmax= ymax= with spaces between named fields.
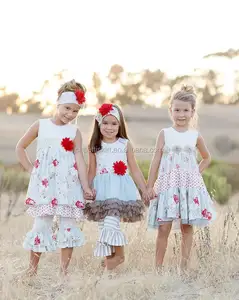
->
xmin=204 ymin=48 xmax=239 ymax=104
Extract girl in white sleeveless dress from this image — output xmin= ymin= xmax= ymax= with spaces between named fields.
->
xmin=84 ymin=103 xmax=147 ymax=270
xmin=147 ymin=85 xmax=216 ymax=271
xmin=16 ymin=80 xmax=93 ymax=276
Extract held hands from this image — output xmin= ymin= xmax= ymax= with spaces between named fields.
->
xmin=84 ymin=188 xmax=96 ymax=201
xmin=142 ymin=187 xmax=157 ymax=206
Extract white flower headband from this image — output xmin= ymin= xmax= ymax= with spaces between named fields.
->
xmin=58 ymin=90 xmax=86 ymax=107
xmin=95 ymin=103 xmax=120 ymax=125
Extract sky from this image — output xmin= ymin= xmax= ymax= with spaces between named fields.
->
xmin=0 ymin=0 xmax=239 ymax=99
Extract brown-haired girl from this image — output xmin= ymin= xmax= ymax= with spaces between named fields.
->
xmin=147 ymin=85 xmax=216 ymax=272
xmin=84 ymin=103 xmax=147 ymax=270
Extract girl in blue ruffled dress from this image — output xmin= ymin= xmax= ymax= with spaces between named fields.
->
xmin=84 ymin=103 xmax=147 ymax=270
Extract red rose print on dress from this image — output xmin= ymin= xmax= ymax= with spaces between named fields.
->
xmin=34 ymin=159 xmax=40 ymax=168
xmin=25 ymin=198 xmax=35 ymax=205
xmin=42 ymin=178 xmax=49 ymax=187
xmin=51 ymin=198 xmax=58 ymax=207
xmin=202 ymin=209 xmax=212 ymax=220
xmin=73 ymin=162 xmax=78 ymax=170
xmin=193 ymin=197 xmax=199 ymax=205
xmin=173 ymin=194 xmax=179 ymax=204
xmin=66 ymin=228 xmax=71 ymax=232
xmin=176 ymin=164 xmax=180 ymax=169
xmin=75 ymin=201 xmax=84 ymax=208
xmin=34 ymin=236 xmax=41 ymax=245
xmin=100 ymin=168 xmax=108 ymax=174
xmin=52 ymin=159 xmax=59 ymax=167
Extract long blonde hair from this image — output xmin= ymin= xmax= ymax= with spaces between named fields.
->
xmin=169 ymin=85 xmax=198 ymax=128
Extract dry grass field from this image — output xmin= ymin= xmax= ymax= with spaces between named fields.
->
xmin=0 ymin=105 xmax=238 ymax=299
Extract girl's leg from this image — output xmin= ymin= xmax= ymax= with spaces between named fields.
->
xmin=57 ymin=217 xmax=84 ymax=275
xmin=180 ymin=224 xmax=193 ymax=269
xmin=24 ymin=216 xmax=55 ymax=276
xmin=99 ymin=216 xmax=126 ymax=270
xmin=155 ymin=222 xmax=172 ymax=268
xmin=106 ymin=246 xmax=124 ymax=270
xmin=60 ymin=248 xmax=73 ymax=275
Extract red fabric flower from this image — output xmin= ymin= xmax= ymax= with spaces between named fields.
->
xmin=75 ymin=89 xmax=86 ymax=105
xmin=99 ymin=103 xmax=113 ymax=116
xmin=61 ymin=137 xmax=74 ymax=151
xmin=113 ymin=160 xmax=127 ymax=176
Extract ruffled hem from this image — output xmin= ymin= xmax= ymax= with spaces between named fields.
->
xmin=99 ymin=227 xmax=127 ymax=246
xmin=56 ymin=226 xmax=85 ymax=248
xmin=84 ymin=199 xmax=145 ymax=222
xmin=23 ymin=230 xmax=57 ymax=252
xmin=94 ymin=242 xmax=113 ymax=257
xmin=148 ymin=187 xmax=216 ymax=229
xmin=27 ymin=204 xmax=84 ymax=220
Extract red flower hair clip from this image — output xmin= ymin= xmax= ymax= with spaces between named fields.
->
xmin=99 ymin=103 xmax=113 ymax=116
xmin=61 ymin=137 xmax=74 ymax=151
xmin=75 ymin=89 xmax=86 ymax=105
xmin=113 ymin=160 xmax=127 ymax=176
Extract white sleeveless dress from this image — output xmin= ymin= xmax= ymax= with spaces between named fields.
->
xmin=148 ymin=127 xmax=216 ymax=228
xmin=25 ymin=118 xmax=84 ymax=220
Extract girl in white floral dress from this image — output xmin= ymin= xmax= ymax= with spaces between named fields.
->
xmin=147 ymin=85 xmax=216 ymax=271
xmin=16 ymin=80 xmax=93 ymax=276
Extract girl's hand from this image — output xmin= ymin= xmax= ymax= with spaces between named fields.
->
xmin=84 ymin=188 xmax=94 ymax=200
xmin=142 ymin=190 xmax=150 ymax=206
xmin=147 ymin=187 xmax=157 ymax=200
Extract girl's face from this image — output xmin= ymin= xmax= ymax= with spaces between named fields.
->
xmin=56 ymin=103 xmax=80 ymax=124
xmin=100 ymin=115 xmax=120 ymax=141
xmin=170 ymin=99 xmax=194 ymax=128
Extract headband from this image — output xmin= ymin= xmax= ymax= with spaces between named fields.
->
xmin=95 ymin=103 xmax=120 ymax=125
xmin=58 ymin=90 xmax=86 ymax=107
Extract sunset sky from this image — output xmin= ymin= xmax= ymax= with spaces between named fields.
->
xmin=1 ymin=0 xmax=238 ymax=99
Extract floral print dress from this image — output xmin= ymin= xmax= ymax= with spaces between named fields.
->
xmin=23 ymin=119 xmax=85 ymax=252
xmin=148 ymin=127 xmax=216 ymax=228
xmin=25 ymin=118 xmax=85 ymax=219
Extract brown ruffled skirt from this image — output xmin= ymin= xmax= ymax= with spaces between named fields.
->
xmin=84 ymin=198 xmax=145 ymax=222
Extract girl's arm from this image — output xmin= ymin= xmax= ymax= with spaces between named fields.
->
xmin=127 ymin=141 xmax=147 ymax=195
xmin=15 ymin=120 xmax=39 ymax=173
xmin=74 ymin=130 xmax=93 ymax=197
xmin=197 ymin=134 xmax=211 ymax=173
xmin=88 ymin=149 xmax=96 ymax=187
xmin=147 ymin=130 xmax=164 ymax=191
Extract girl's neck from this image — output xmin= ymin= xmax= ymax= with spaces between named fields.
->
xmin=50 ymin=117 xmax=67 ymax=126
xmin=172 ymin=125 xmax=189 ymax=133
xmin=102 ymin=136 xmax=118 ymax=144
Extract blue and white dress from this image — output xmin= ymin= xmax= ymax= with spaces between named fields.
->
xmin=85 ymin=138 xmax=145 ymax=256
